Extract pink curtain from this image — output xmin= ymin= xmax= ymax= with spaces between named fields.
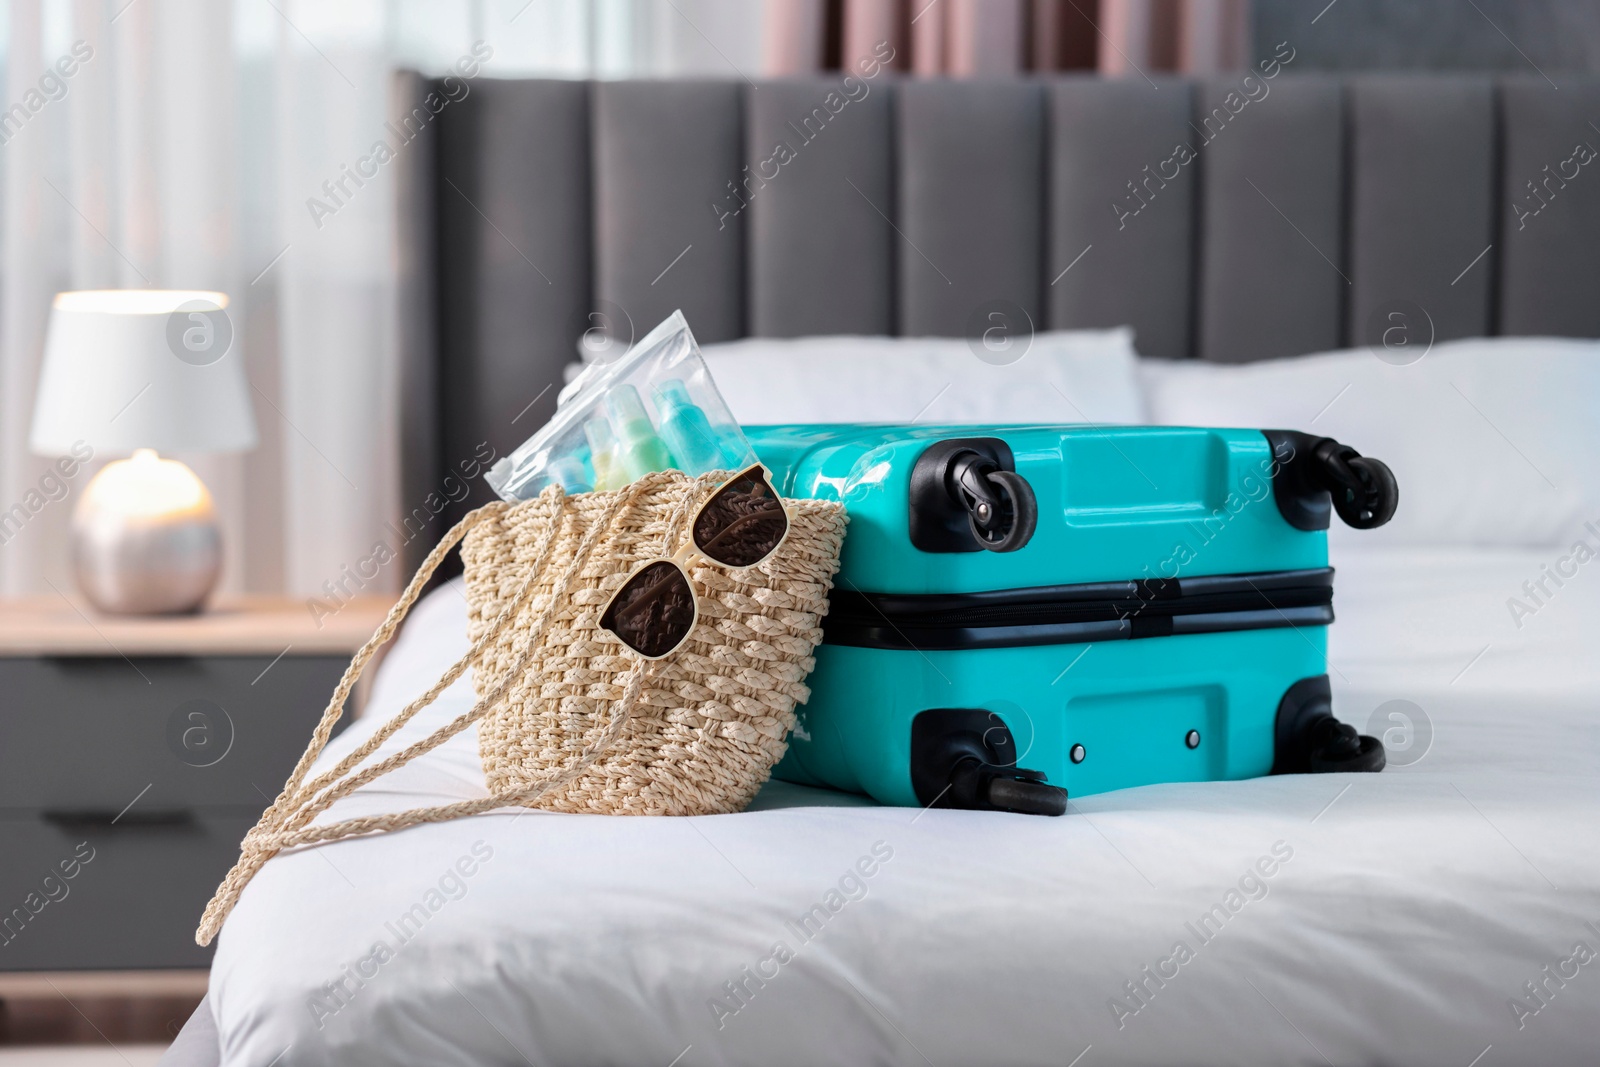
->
xmin=1178 ymin=0 xmax=1249 ymax=74
xmin=764 ymin=0 xmax=827 ymax=74
xmin=1099 ymin=0 xmax=1153 ymax=76
xmin=946 ymin=0 xmax=1025 ymax=76
xmin=911 ymin=0 xmax=945 ymax=75
xmin=1095 ymin=0 xmax=1248 ymax=76
xmin=765 ymin=0 xmax=1246 ymax=78
xmin=842 ymin=0 xmax=907 ymax=74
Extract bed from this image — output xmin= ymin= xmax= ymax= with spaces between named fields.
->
xmin=179 ymin=536 xmax=1600 ymax=1066
xmin=164 ymin=72 xmax=1600 ymax=1065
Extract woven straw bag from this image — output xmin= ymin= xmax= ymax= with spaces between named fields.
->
xmin=195 ymin=470 xmax=845 ymax=945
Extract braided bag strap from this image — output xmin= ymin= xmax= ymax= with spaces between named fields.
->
xmin=195 ymin=480 xmax=654 ymax=946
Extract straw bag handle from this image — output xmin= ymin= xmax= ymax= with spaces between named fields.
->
xmin=196 ymin=478 xmax=659 ymax=946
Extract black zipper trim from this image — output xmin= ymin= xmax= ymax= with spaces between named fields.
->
xmin=823 ymin=568 xmax=1334 ymax=651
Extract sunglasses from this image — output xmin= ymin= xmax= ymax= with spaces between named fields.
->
xmin=600 ymin=466 xmax=791 ymax=660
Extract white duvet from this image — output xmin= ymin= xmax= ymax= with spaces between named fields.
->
xmin=207 ymin=541 xmax=1600 ymax=1067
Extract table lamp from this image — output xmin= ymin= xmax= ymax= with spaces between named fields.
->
xmin=29 ymin=290 xmax=257 ymax=615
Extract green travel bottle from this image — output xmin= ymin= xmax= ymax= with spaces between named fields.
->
xmin=605 ymin=384 xmax=674 ymax=481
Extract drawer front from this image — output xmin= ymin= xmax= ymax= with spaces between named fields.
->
xmin=0 ymin=655 xmax=347 ymax=812
xmin=0 ymin=812 xmax=254 ymax=970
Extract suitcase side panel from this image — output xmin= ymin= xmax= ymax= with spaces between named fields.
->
xmin=749 ymin=424 xmax=1327 ymax=593
xmin=775 ymin=627 xmax=1327 ymax=804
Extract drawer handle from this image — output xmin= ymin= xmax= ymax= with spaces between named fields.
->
xmin=41 ymin=808 xmax=197 ymax=830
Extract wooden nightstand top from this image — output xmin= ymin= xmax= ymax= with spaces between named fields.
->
xmin=0 ymin=595 xmax=397 ymax=657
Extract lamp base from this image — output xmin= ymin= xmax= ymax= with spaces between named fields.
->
xmin=70 ymin=450 xmax=221 ymax=615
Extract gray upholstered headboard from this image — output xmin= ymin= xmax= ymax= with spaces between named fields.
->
xmin=393 ymin=72 xmax=1600 ymax=569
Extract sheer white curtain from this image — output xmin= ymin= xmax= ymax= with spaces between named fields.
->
xmin=0 ymin=0 xmax=767 ymax=602
xmin=0 ymin=0 xmax=252 ymax=597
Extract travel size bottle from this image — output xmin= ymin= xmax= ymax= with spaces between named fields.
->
xmin=651 ymin=379 xmax=724 ymax=475
xmin=545 ymin=453 xmax=593 ymax=494
xmin=604 ymin=385 xmax=674 ymax=481
xmin=584 ymin=417 xmax=626 ymax=491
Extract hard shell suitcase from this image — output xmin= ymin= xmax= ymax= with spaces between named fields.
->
xmin=744 ymin=424 xmax=1399 ymax=815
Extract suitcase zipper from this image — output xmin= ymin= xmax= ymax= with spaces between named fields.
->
xmin=824 ymin=568 xmax=1334 ymax=651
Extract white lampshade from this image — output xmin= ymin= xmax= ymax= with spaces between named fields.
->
xmin=29 ymin=290 xmax=258 ymax=456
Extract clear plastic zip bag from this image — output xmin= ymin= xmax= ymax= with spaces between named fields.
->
xmin=486 ymin=310 xmax=757 ymax=501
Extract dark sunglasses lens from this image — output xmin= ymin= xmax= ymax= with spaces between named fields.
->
xmin=600 ymin=561 xmax=696 ymax=658
xmin=693 ymin=469 xmax=788 ymax=567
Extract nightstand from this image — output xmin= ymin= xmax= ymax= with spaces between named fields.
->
xmin=0 ymin=596 xmax=393 ymax=982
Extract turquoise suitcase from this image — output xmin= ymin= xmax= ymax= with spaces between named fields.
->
xmin=744 ymin=424 xmax=1398 ymax=815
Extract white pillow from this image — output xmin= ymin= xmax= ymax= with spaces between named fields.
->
xmin=1139 ymin=337 xmax=1600 ymax=548
xmin=701 ymin=328 xmax=1146 ymax=427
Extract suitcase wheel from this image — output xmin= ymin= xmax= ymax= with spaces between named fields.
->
xmin=984 ymin=773 xmax=1071 ymax=817
xmin=965 ymin=468 xmax=1038 ymax=553
xmin=1263 ymin=431 xmax=1399 ymax=532
xmin=1272 ymin=675 xmax=1387 ymax=775
xmin=910 ymin=709 xmax=1067 ymax=816
xmin=908 ymin=439 xmax=1038 ymax=553
xmin=1331 ymin=455 xmax=1398 ymax=530
xmin=1307 ymin=719 xmax=1387 ymax=774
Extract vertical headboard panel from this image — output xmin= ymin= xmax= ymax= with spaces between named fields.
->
xmin=402 ymin=70 xmax=1600 ymax=533
xmin=745 ymin=80 xmax=896 ymax=337
xmin=1195 ymin=77 xmax=1346 ymax=363
xmin=1047 ymin=78 xmax=1196 ymax=360
xmin=1347 ymin=76 xmax=1496 ymax=348
xmin=592 ymin=82 xmax=745 ymax=343
xmin=435 ymin=78 xmax=592 ymax=532
xmin=1498 ymin=79 xmax=1600 ymax=337
xmin=896 ymin=81 xmax=1044 ymax=337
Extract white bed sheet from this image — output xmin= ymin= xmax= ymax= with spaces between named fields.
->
xmin=210 ymin=549 xmax=1600 ymax=1067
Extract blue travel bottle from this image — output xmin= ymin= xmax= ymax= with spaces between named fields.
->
xmin=545 ymin=452 xmax=593 ymax=494
xmin=651 ymin=379 xmax=725 ymax=475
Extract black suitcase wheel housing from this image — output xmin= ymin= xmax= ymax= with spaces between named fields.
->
xmin=911 ymin=709 xmax=1068 ymax=816
xmin=1272 ymin=675 xmax=1386 ymax=775
xmin=1264 ymin=431 xmax=1399 ymax=532
xmin=909 ymin=438 xmax=1038 ymax=553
